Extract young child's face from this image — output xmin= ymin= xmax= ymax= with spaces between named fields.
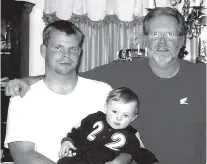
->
xmin=105 ymin=100 xmax=138 ymax=130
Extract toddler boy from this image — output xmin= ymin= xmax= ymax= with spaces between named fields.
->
xmin=58 ymin=87 xmax=158 ymax=164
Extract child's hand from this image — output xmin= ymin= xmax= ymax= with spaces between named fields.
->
xmin=58 ymin=141 xmax=77 ymax=159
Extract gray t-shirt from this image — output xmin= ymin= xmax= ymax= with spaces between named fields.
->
xmin=80 ymin=59 xmax=206 ymax=164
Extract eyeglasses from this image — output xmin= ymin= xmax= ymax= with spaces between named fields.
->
xmin=146 ymin=31 xmax=183 ymax=40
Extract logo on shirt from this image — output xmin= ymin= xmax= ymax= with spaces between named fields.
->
xmin=179 ymin=97 xmax=188 ymax=105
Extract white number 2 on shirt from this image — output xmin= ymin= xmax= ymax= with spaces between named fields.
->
xmin=105 ymin=133 xmax=126 ymax=151
xmin=87 ymin=121 xmax=104 ymax=141
xmin=87 ymin=121 xmax=126 ymax=151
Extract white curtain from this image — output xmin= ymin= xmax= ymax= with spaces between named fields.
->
xmin=28 ymin=0 xmax=206 ymax=75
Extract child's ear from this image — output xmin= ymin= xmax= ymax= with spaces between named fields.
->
xmin=40 ymin=44 xmax=46 ymax=58
xmin=131 ymin=115 xmax=138 ymax=122
xmin=104 ymin=103 xmax=107 ymax=112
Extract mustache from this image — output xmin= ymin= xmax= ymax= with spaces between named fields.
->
xmin=156 ymin=47 xmax=169 ymax=52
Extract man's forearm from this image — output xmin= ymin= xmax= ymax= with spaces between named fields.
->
xmin=12 ymin=150 xmax=56 ymax=164
xmin=114 ymin=153 xmax=132 ymax=164
xmin=23 ymin=75 xmax=44 ymax=86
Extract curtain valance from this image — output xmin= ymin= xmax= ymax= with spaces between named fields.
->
xmin=43 ymin=12 xmax=144 ymax=28
xmin=43 ymin=0 xmax=167 ymax=22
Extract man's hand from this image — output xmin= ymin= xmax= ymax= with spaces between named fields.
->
xmin=4 ymin=78 xmax=30 ymax=97
xmin=58 ymin=141 xmax=77 ymax=159
xmin=105 ymin=159 xmax=122 ymax=164
xmin=105 ymin=161 xmax=118 ymax=164
xmin=105 ymin=153 xmax=132 ymax=164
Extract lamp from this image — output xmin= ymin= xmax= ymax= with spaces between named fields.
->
xmin=170 ymin=0 xmax=207 ymax=63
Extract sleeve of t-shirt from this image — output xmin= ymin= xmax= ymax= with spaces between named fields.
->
xmin=119 ymin=132 xmax=158 ymax=164
xmin=128 ymin=125 xmax=145 ymax=148
xmin=73 ymin=82 xmax=112 ymax=129
xmin=125 ymin=134 xmax=158 ymax=164
xmin=95 ymin=83 xmax=112 ymax=113
xmin=4 ymin=96 xmax=36 ymax=148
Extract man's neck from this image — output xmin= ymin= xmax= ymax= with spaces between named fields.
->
xmin=149 ymin=58 xmax=180 ymax=78
xmin=44 ymin=72 xmax=78 ymax=95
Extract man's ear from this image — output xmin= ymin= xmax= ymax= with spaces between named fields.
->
xmin=40 ymin=44 xmax=46 ymax=58
xmin=179 ymin=36 xmax=186 ymax=49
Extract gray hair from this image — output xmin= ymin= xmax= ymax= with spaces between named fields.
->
xmin=143 ymin=7 xmax=187 ymax=36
